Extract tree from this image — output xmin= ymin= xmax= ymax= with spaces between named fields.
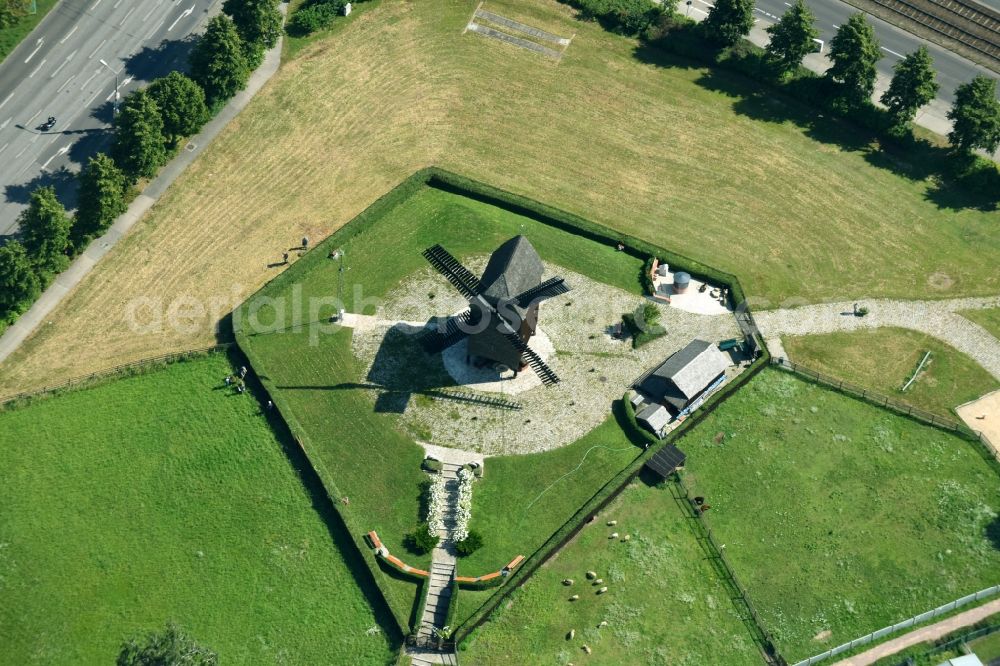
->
xmin=0 ymin=241 xmax=41 ymax=315
xmin=880 ymin=47 xmax=938 ymax=131
xmin=147 ymin=72 xmax=208 ymax=145
xmin=455 ymin=530 xmax=484 ymax=557
xmin=404 ymin=523 xmax=439 ymax=555
xmin=701 ymin=0 xmax=755 ymax=47
xmin=18 ymin=186 xmax=71 ymax=274
xmin=222 ymin=0 xmax=282 ymax=67
xmin=0 ymin=2 xmax=26 ymax=29
xmin=112 ymin=90 xmax=167 ymax=181
xmin=947 ymin=75 xmax=1000 ymax=154
xmin=826 ymin=14 xmax=881 ymax=106
xmin=74 ymin=153 xmax=129 ymax=245
xmin=765 ymin=0 xmax=819 ymax=76
xmin=189 ymin=14 xmax=250 ymax=108
xmin=117 ymin=623 xmax=218 ymax=666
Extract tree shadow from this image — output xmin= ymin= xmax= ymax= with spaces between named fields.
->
xmin=3 ymin=166 xmax=78 ymax=210
xmin=122 ymin=35 xmax=198 ymax=82
xmin=633 ymin=31 xmax=999 ymax=211
xmin=985 ymin=516 xmax=1000 ymax=551
xmin=66 ymin=126 xmax=114 ymax=165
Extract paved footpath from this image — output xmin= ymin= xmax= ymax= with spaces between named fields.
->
xmin=831 ymin=598 xmax=1000 ymax=666
xmin=756 ymin=296 xmax=1000 ymax=381
xmin=0 ymin=4 xmax=287 ymax=367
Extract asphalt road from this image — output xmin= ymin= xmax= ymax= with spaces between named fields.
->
xmin=0 ymin=0 xmax=219 ymax=237
xmin=686 ymin=0 xmax=997 ymax=107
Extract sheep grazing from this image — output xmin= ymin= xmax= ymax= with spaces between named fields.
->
xmin=567 ymin=629 xmax=575 ymax=640
xmin=607 ymin=520 xmax=617 ymax=526
xmin=622 ymin=534 xmax=631 ymax=542
xmin=599 ymin=620 xmax=609 ymax=628
xmin=582 ymin=645 xmax=592 ymax=655
xmin=570 ymin=594 xmax=580 ymax=601
xmin=562 ymin=578 xmax=574 ymax=586
xmin=593 ymin=578 xmax=603 ymax=585
xmin=609 ymin=532 xmax=619 ymax=539
xmin=597 ymin=586 xmax=608 ymax=595
xmin=586 ymin=571 xmax=597 ymax=580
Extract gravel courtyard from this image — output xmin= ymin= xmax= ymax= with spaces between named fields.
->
xmin=351 ymin=259 xmax=741 ymax=455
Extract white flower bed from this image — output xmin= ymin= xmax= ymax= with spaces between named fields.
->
xmin=453 ymin=467 xmax=475 ymax=542
xmin=427 ymin=473 xmax=448 ymax=534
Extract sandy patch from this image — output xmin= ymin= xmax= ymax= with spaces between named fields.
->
xmin=956 ymin=389 xmax=1000 ymax=456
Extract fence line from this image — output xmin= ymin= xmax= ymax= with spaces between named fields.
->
xmin=792 ymin=585 xmax=1000 ymax=666
xmin=673 ymin=477 xmax=785 ymax=665
xmin=771 ymin=357 xmax=998 ymax=463
xmin=0 ymin=344 xmax=233 ymax=407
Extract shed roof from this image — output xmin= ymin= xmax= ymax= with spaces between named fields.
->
xmin=645 ymin=445 xmax=687 ymax=478
xmin=636 ymin=403 xmax=671 ymax=432
xmin=639 ymin=340 xmax=730 ymax=409
xmin=479 ymin=236 xmax=544 ymax=303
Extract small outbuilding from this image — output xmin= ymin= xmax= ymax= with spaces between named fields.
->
xmin=635 ymin=403 xmax=671 ymax=437
xmin=638 ymin=339 xmax=730 ymax=412
xmin=645 ymin=444 xmax=687 ymax=479
xmin=673 ymin=271 xmax=691 ymax=294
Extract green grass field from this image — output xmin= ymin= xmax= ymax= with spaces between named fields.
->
xmin=460 ymin=480 xmax=765 ymax=665
xmin=782 ymin=328 xmax=999 ymax=418
xmin=0 ymin=354 xmax=397 ymax=664
xmin=238 ymin=185 xmax=649 ymax=627
xmin=963 ymin=308 xmax=1000 ymax=341
xmin=679 ymin=369 xmax=1000 ymax=661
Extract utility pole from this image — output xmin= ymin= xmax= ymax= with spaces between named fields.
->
xmin=98 ymin=59 xmax=121 ymax=116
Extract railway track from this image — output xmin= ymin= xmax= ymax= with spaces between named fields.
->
xmin=868 ymin=0 xmax=1000 ymax=66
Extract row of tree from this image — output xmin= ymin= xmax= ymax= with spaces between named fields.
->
xmin=698 ymin=0 xmax=1000 ymax=152
xmin=0 ymin=0 xmax=283 ymax=326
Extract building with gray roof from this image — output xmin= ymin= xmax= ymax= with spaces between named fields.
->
xmin=638 ymin=339 xmax=731 ymax=412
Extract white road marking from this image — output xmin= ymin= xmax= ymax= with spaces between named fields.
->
xmin=81 ymin=68 xmax=99 ymax=88
xmin=784 ymin=1 xmax=791 ymax=4
xmin=122 ymin=75 xmax=134 ymax=87
xmin=58 ymin=74 xmax=77 ymax=92
xmin=0 ymin=117 xmax=10 ymax=130
xmin=40 ymin=144 xmax=70 ymax=170
xmin=86 ymin=91 xmax=100 ymax=105
xmin=120 ymin=6 xmax=135 ymax=25
xmin=142 ymin=1 xmax=162 ymax=22
xmin=881 ymin=46 xmax=904 ymax=57
xmin=168 ymin=5 xmax=195 ymax=31
xmin=0 ymin=143 xmax=8 ymax=155
xmin=29 ymin=59 xmax=46 ymax=77
xmin=113 ymin=0 xmax=122 ymax=8
xmin=832 ymin=23 xmax=839 ymax=28
xmin=90 ymin=0 xmax=101 ymax=9
xmin=88 ymin=38 xmax=106 ymax=59
xmin=49 ymin=50 xmax=78 ymax=78
xmin=0 ymin=92 xmax=12 ymax=110
xmin=26 ymin=109 xmax=41 ymax=124
xmin=59 ymin=25 xmax=79 ymax=44
xmin=24 ymin=39 xmax=44 ymax=64
xmin=15 ymin=144 xmax=30 ymax=158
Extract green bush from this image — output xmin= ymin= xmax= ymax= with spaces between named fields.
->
xmin=640 ymin=256 xmax=656 ymax=295
xmin=286 ymin=0 xmax=345 ymax=37
xmin=405 ymin=524 xmax=439 ymax=555
xmin=622 ymin=306 xmax=666 ymax=349
xmin=455 ymin=530 xmax=484 ymax=557
xmin=422 ymin=458 xmax=443 ymax=472
xmin=561 ymin=0 xmax=666 ymax=36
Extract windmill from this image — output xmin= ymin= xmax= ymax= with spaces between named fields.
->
xmin=420 ymin=235 xmax=570 ymax=386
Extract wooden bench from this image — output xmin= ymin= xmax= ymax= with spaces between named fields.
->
xmin=366 ymin=530 xmax=383 ymax=550
xmin=505 ymin=555 xmax=525 ymax=571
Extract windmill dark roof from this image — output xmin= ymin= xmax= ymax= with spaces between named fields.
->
xmin=479 ymin=236 xmax=544 ymax=303
xmin=639 ymin=339 xmax=730 ymax=411
xmin=645 ymin=445 xmax=687 ymax=479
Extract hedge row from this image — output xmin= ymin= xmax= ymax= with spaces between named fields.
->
xmin=558 ymin=0 xmax=666 ymax=36
xmin=443 ymin=578 xmax=460 ymax=632
xmin=426 ymin=169 xmax=747 ymax=306
xmin=453 ymin=349 xmax=770 ymax=646
xmin=410 ymin=576 xmax=428 ymax=634
xmin=620 ymin=392 xmax=660 ymax=448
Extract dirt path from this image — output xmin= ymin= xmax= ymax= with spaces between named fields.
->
xmin=830 ymin=598 xmax=1000 ymax=666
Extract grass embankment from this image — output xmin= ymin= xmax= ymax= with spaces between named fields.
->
xmin=239 ymin=185 xmax=647 ymax=626
xmin=782 ymin=328 xmax=999 ymax=418
xmin=679 ymin=369 xmax=1000 ymax=662
xmin=0 ymin=0 xmax=59 ymax=63
xmin=4 ymin=0 xmax=998 ymax=395
xmin=963 ymin=308 xmax=1000 ymax=341
xmin=460 ymin=480 xmax=765 ymax=665
xmin=0 ymin=354 xmax=397 ymax=664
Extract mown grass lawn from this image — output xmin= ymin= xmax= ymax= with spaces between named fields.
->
xmin=459 ymin=480 xmax=765 ymax=665
xmin=679 ymin=369 xmax=1000 ymax=662
xmin=0 ymin=354 xmax=397 ymax=664
xmin=239 ymin=185 xmax=648 ymax=627
xmin=782 ymin=328 xmax=999 ymax=418
xmin=6 ymin=0 xmax=999 ymax=396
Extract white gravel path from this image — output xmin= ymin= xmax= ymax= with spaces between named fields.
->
xmin=755 ymin=296 xmax=1000 ymax=381
xmin=350 ymin=259 xmax=742 ymax=456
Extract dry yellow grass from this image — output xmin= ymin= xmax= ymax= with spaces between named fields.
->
xmin=1 ymin=0 xmax=996 ymax=396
